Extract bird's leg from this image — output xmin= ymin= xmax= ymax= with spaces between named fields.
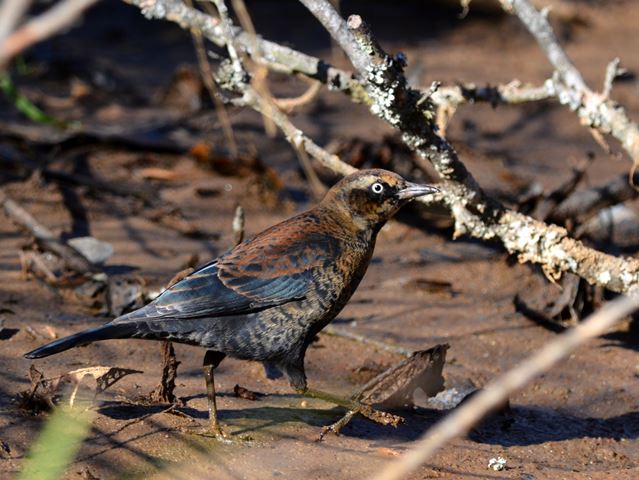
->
xmin=202 ymin=366 xmax=222 ymax=435
xmin=202 ymin=350 xmax=227 ymax=438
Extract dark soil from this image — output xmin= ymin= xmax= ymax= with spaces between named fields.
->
xmin=1 ymin=1 xmax=639 ymax=479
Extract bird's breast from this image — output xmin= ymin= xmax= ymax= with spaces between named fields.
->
xmin=305 ymin=237 xmax=375 ymax=331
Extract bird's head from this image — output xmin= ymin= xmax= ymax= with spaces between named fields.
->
xmin=321 ymin=169 xmax=439 ymax=233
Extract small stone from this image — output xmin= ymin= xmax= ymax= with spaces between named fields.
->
xmin=68 ymin=236 xmax=113 ymax=264
xmin=488 ymin=457 xmax=507 ymax=471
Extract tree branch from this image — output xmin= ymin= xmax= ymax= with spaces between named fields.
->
xmin=504 ymin=0 xmax=639 ymax=168
xmin=123 ymin=0 xmax=639 ymax=294
xmin=0 ymin=0 xmax=32 ymax=45
xmin=433 ymin=80 xmax=553 ymax=108
xmin=123 ymin=0 xmax=365 ymax=99
xmin=0 ymin=0 xmax=100 ymax=68
xmin=298 ymin=0 xmax=639 ymax=293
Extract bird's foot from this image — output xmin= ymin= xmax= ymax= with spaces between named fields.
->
xmin=318 ymin=410 xmax=355 ymax=441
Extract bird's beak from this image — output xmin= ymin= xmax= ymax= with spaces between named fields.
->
xmin=396 ymin=182 xmax=440 ymax=200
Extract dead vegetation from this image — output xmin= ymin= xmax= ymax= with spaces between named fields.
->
xmin=1 ymin=0 xmax=639 ymax=478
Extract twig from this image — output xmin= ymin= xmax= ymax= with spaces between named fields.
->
xmin=215 ymin=0 xmax=326 ymax=194
xmin=230 ymin=0 xmax=277 ymax=137
xmin=602 ymin=57 xmax=622 ymax=99
xmin=273 ymin=79 xmax=322 ymax=113
xmin=549 ymin=173 xmax=638 ymax=224
xmin=432 ymin=80 xmax=553 ymax=133
xmin=0 ymin=189 xmax=96 ymax=274
xmin=371 ymin=293 xmax=639 ymax=480
xmin=304 ymin=388 xmax=404 ymax=429
xmin=0 ymin=0 xmax=100 ymax=68
xmin=186 ymin=0 xmax=239 ymax=158
xmin=124 ymin=0 xmax=365 ymax=100
xmin=503 ymin=0 xmax=639 ymax=168
xmin=232 ymin=204 xmax=244 ymax=245
xmin=298 ymin=0 xmax=370 ymax=74
xmin=148 ymin=341 xmax=181 ymax=404
xmin=233 ymin=86 xmax=356 ymax=177
xmin=323 ymin=326 xmax=413 ymax=357
xmin=0 ymin=0 xmax=32 ymax=44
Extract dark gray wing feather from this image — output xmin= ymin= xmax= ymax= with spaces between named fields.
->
xmin=119 ymin=262 xmax=310 ymax=322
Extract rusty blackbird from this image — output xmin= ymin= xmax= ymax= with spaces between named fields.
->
xmin=24 ymin=169 xmax=438 ymax=437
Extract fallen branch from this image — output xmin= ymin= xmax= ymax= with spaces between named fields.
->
xmin=549 ymin=173 xmax=638 ymax=224
xmin=0 ymin=189 xmax=97 ymax=274
xmin=123 ymin=0 xmax=639 ymax=295
xmin=502 ymin=0 xmax=639 ymax=168
xmin=371 ymin=293 xmax=639 ymax=480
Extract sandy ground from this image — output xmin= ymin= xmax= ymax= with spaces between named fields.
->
xmin=1 ymin=1 xmax=639 ymax=479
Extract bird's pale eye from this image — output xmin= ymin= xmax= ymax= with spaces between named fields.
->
xmin=371 ymin=182 xmax=384 ymax=194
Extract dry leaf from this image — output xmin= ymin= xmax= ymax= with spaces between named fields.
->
xmin=137 ymin=167 xmax=182 ymax=181
xmin=233 ymin=384 xmax=263 ymax=401
xmin=376 ymin=447 xmax=401 ymax=457
xmin=48 ymin=366 xmax=143 ymax=407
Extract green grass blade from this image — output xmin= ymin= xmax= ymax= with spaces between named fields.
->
xmin=0 ymin=72 xmax=65 ymax=127
xmin=18 ymin=406 xmax=95 ymax=480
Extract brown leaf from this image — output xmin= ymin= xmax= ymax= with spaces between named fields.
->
xmin=376 ymin=447 xmax=401 ymax=457
xmin=402 ymin=278 xmax=453 ymax=295
xmin=233 ymin=384 xmax=263 ymax=401
xmin=356 ymin=344 xmax=448 ymax=409
xmin=137 ymin=167 xmax=182 ymax=181
xmin=50 ymin=366 xmax=143 ymax=407
xmin=17 ymin=365 xmax=55 ymax=414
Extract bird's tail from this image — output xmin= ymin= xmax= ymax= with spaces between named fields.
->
xmin=24 ymin=322 xmax=136 ymax=359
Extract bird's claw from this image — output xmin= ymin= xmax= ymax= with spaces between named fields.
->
xmin=317 ymin=409 xmax=356 ymax=441
xmin=318 ymin=423 xmax=342 ymax=442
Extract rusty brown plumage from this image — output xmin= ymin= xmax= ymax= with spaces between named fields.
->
xmin=24 ymin=169 xmax=438 ymax=437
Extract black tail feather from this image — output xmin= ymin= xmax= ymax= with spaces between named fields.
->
xmin=24 ymin=323 xmax=136 ymax=359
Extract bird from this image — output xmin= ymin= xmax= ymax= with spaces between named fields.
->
xmin=24 ymin=169 xmax=438 ymax=437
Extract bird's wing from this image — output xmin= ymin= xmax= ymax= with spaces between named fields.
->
xmin=123 ymin=261 xmax=306 ymax=320
xmin=120 ymin=214 xmax=340 ymax=321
